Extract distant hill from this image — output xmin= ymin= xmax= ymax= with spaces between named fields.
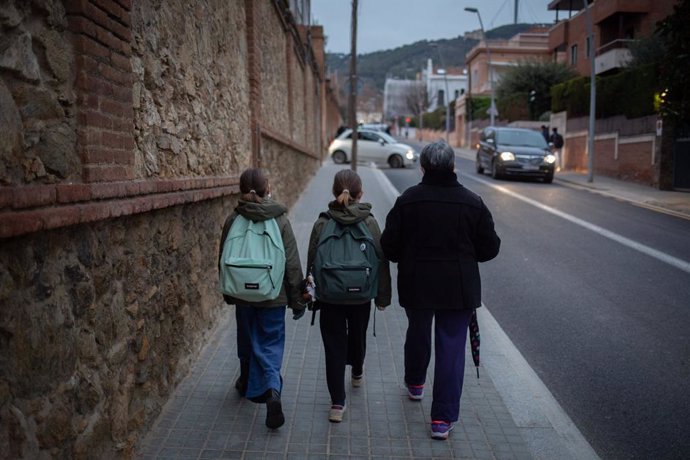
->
xmin=326 ymin=23 xmax=547 ymax=93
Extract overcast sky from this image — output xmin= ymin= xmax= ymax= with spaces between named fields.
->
xmin=311 ymin=0 xmax=557 ymax=54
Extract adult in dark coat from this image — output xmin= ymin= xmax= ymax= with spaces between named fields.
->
xmin=380 ymin=141 xmax=500 ymax=440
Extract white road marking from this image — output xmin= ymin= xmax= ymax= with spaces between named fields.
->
xmin=464 ymin=174 xmax=690 ymax=275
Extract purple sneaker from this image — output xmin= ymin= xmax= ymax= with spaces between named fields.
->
xmin=407 ymin=384 xmax=424 ymax=401
xmin=431 ymin=420 xmax=454 ymax=440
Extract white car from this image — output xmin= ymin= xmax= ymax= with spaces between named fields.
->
xmin=328 ymin=129 xmax=418 ymax=168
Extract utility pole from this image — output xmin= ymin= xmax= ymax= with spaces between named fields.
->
xmin=349 ymin=0 xmax=358 ymax=171
xmin=431 ymin=44 xmax=450 ymax=143
xmin=514 ymin=0 xmax=518 ymax=24
xmin=465 ymin=7 xmax=496 ymax=126
xmin=585 ymin=0 xmax=595 ymax=182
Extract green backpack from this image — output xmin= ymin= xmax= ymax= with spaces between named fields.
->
xmin=219 ymin=215 xmax=286 ymax=303
xmin=313 ymin=215 xmax=380 ymax=305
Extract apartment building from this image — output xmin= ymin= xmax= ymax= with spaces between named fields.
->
xmin=548 ymin=0 xmax=678 ymax=76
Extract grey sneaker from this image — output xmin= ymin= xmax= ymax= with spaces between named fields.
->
xmin=328 ymin=404 xmax=346 ymax=423
xmin=351 ymin=373 xmax=363 ymax=387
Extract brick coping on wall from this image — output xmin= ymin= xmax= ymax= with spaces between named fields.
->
xmin=0 ymin=177 xmax=239 ymax=239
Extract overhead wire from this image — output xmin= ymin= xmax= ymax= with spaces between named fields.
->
xmin=489 ymin=0 xmax=510 ymax=29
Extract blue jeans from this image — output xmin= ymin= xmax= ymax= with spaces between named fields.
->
xmin=404 ymin=308 xmax=472 ymax=422
xmin=235 ymin=305 xmax=286 ymax=401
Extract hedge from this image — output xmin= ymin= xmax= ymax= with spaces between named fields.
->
xmin=466 ymin=96 xmax=491 ymax=121
xmin=551 ymin=64 xmax=657 ymax=118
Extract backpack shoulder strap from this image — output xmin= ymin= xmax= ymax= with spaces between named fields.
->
xmin=227 ymin=214 xmax=250 ymax=238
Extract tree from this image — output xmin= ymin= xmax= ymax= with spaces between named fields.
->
xmin=495 ymin=60 xmax=577 ymax=121
xmin=404 ymin=82 xmax=428 ymax=128
xmin=627 ymin=33 xmax=666 ymax=68
xmin=657 ymin=0 xmax=690 ymax=124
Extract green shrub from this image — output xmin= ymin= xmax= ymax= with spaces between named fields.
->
xmin=551 ymin=64 xmax=657 ymax=119
xmin=466 ymin=96 xmax=491 ymax=121
xmin=497 ymin=92 xmax=530 ymax=121
xmin=422 ymin=107 xmax=446 ymax=130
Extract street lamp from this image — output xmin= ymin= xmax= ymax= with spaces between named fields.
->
xmin=465 ymin=7 xmax=497 ymax=126
xmin=430 ymin=43 xmax=450 ymax=143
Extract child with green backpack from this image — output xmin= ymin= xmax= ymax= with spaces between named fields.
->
xmin=218 ymin=168 xmax=305 ymax=429
xmin=306 ymin=169 xmax=391 ymax=423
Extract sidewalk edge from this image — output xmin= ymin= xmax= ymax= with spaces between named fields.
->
xmin=555 ymin=176 xmax=690 ymax=221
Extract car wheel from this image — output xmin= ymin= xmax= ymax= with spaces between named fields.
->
xmin=476 ymin=155 xmax=484 ymax=174
xmin=543 ymin=173 xmax=554 ymax=184
xmin=388 ymin=154 xmax=403 ymax=168
xmin=332 ymin=150 xmax=347 ymax=164
xmin=491 ymin=160 xmax=502 ymax=179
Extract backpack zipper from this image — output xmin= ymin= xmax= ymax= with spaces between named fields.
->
xmin=227 ymin=263 xmax=275 ymax=289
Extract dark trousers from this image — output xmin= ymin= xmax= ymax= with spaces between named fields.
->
xmin=404 ymin=308 xmax=472 ymax=422
xmin=319 ymin=302 xmax=371 ymax=406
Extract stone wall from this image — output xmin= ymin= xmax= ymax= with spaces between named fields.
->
xmin=0 ymin=0 xmax=333 ymax=458
xmin=0 ymin=197 xmax=233 ymax=459
xmin=130 ymin=0 xmax=252 ymax=179
xmin=0 ymin=0 xmax=78 ymax=185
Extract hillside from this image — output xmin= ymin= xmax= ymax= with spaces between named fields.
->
xmin=326 ymin=23 xmax=547 ymax=93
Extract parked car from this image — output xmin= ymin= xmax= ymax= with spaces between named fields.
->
xmin=359 ymin=123 xmax=391 ymax=134
xmin=328 ymin=128 xmax=418 ymax=168
xmin=475 ymin=127 xmax=556 ymax=183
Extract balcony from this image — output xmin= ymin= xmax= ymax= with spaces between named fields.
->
xmin=595 ymin=39 xmax=633 ymax=75
xmin=593 ymin=0 xmax=650 ymax=24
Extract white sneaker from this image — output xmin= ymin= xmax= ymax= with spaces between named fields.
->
xmin=329 ymin=404 xmax=346 ymax=423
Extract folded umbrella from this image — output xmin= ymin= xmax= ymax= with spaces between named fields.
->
xmin=469 ymin=309 xmax=480 ymax=378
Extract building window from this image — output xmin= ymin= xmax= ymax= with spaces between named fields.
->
xmin=438 ymin=89 xmax=445 ymax=106
xmin=586 ymin=36 xmax=591 ymax=58
xmin=571 ymin=44 xmax=578 ymax=65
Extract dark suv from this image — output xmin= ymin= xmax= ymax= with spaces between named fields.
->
xmin=475 ymin=127 xmax=556 ymax=183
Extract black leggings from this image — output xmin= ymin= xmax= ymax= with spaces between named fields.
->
xmin=319 ymin=302 xmax=371 ymax=405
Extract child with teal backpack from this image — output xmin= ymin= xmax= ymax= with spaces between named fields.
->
xmin=218 ymin=168 xmax=305 ymax=429
xmin=306 ymin=169 xmax=391 ymax=423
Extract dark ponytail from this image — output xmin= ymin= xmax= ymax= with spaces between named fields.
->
xmin=239 ymin=168 xmax=269 ymax=203
xmin=332 ymin=169 xmax=362 ymax=207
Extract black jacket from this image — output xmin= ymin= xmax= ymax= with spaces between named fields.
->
xmin=380 ymin=170 xmax=500 ymax=310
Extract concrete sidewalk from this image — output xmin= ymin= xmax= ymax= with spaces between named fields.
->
xmin=137 ymin=162 xmax=599 ymax=459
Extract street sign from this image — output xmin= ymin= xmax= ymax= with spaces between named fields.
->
xmin=487 ymin=103 xmax=499 ymax=117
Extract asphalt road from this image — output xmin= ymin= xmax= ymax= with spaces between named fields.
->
xmin=382 ymin=157 xmax=690 ymax=460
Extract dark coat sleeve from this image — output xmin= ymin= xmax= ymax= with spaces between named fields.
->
xmin=365 ymin=215 xmax=392 ymax=307
xmin=306 ymin=216 xmax=328 ymax=275
xmin=380 ymin=197 xmax=402 ymax=263
xmin=277 ymin=214 xmax=304 ymax=311
xmin=474 ymin=200 xmax=501 ymax=262
xmin=218 ymin=212 xmax=238 ymax=305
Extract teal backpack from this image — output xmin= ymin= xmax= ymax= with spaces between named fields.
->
xmin=313 ymin=215 xmax=380 ymax=305
xmin=219 ymin=215 xmax=286 ymax=303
